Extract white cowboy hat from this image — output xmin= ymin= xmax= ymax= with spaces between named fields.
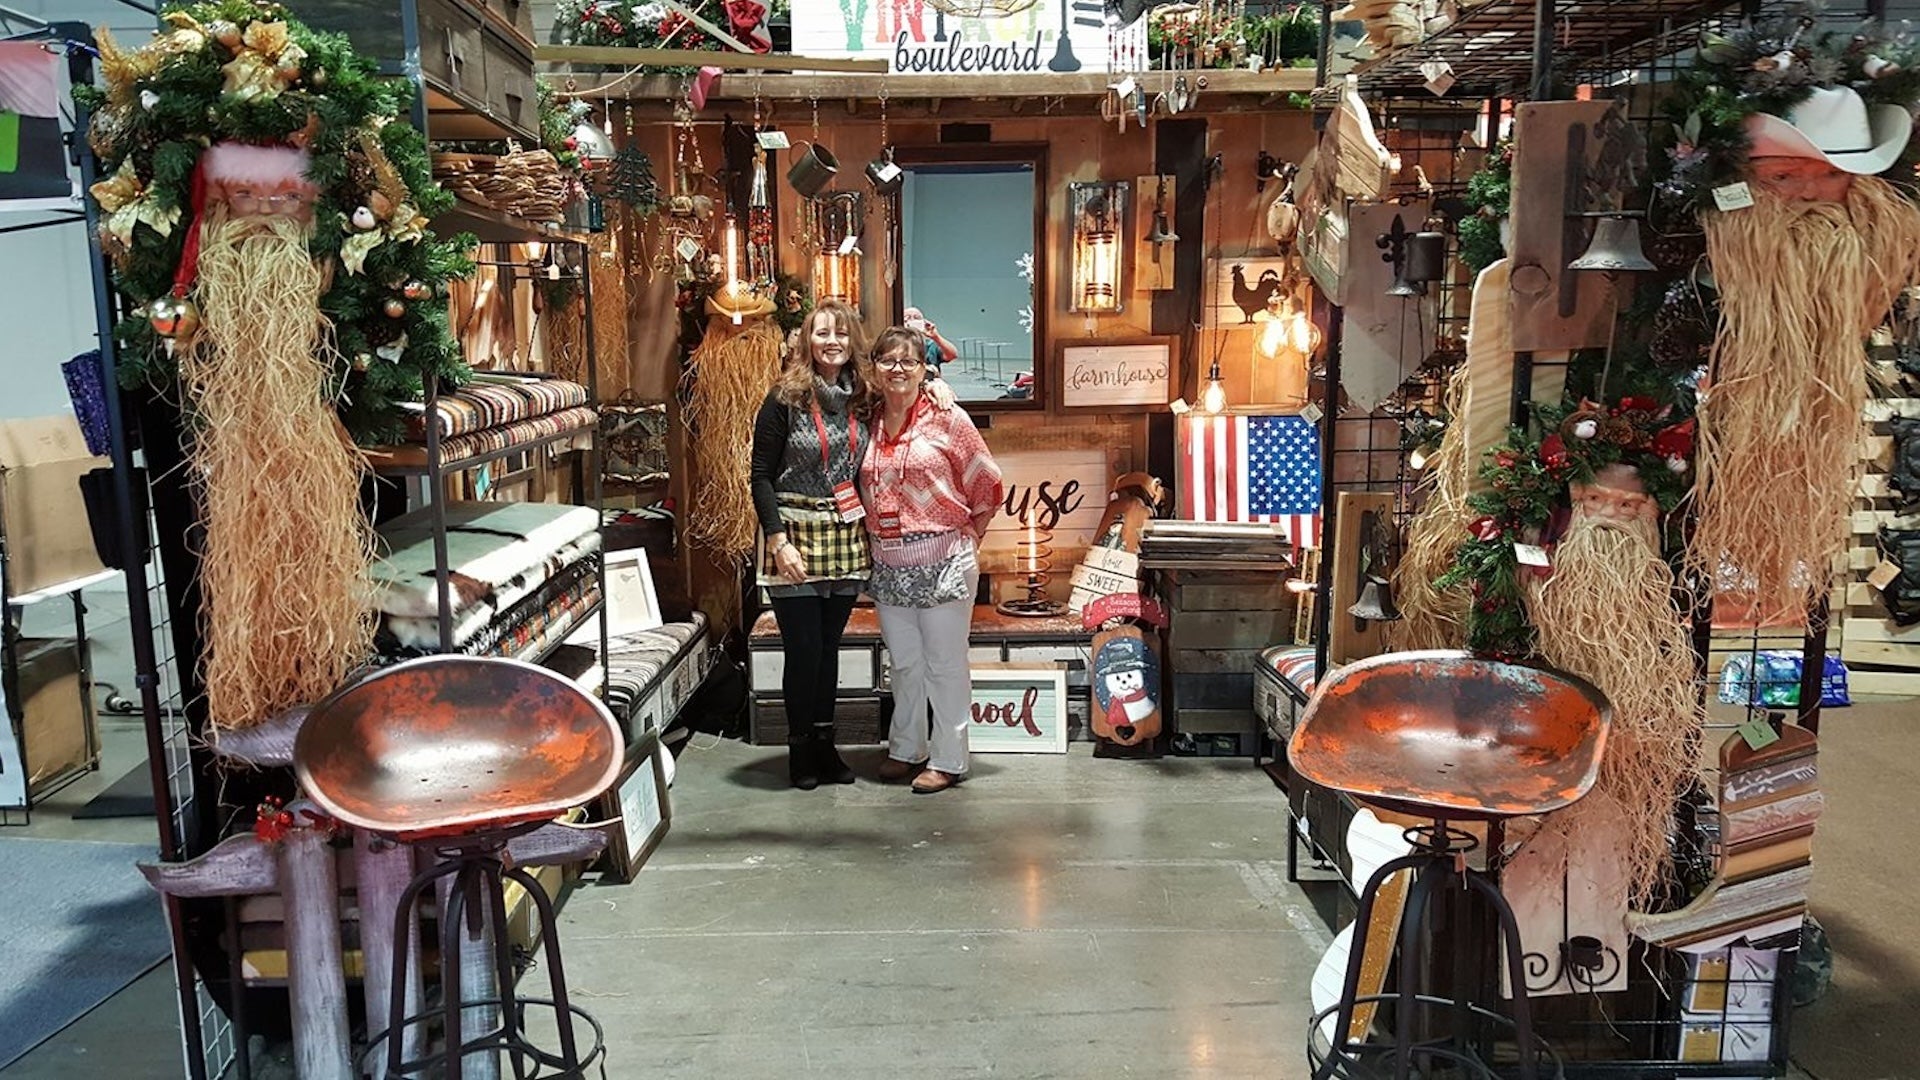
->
xmin=1744 ymin=86 xmax=1913 ymax=176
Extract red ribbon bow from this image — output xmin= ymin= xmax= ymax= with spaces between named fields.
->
xmin=724 ymin=0 xmax=771 ymax=51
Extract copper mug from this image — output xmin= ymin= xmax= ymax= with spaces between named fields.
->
xmin=787 ymin=141 xmax=838 ymax=197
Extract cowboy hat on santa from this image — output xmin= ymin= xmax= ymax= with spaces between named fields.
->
xmin=1745 ymin=85 xmax=1913 ymax=175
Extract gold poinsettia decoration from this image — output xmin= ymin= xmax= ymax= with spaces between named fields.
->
xmin=221 ymin=49 xmax=281 ymax=100
xmin=91 ymin=159 xmax=181 ymax=249
xmin=93 ymin=27 xmax=160 ymax=101
xmin=339 ymin=227 xmax=383 ymax=275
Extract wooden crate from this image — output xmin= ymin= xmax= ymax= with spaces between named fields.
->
xmin=1159 ymin=567 xmax=1296 ymax=736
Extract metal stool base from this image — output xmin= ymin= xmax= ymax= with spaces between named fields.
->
xmin=1308 ymin=994 xmax=1565 ymax=1080
xmin=365 ymin=998 xmax=608 ymax=1080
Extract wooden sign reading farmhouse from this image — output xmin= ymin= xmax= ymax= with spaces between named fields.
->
xmin=1060 ymin=342 xmax=1175 ymax=408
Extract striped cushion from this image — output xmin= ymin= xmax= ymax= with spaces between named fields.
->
xmin=1262 ymin=645 xmax=1321 ymax=698
xmin=404 ymin=376 xmax=592 ymax=441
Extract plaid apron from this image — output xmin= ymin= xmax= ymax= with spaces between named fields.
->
xmin=758 ymin=494 xmax=871 ymax=587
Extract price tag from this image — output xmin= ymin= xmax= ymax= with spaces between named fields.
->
xmin=1513 ymin=542 xmax=1551 ymax=568
xmin=837 ymin=234 xmax=860 ymax=256
xmin=1111 ymin=76 xmax=1137 ymax=99
xmin=1299 ymin=402 xmax=1324 ymax=424
xmin=871 ymin=161 xmax=902 ymax=184
xmin=756 ymin=130 xmax=791 ymax=150
xmin=1712 ymin=182 xmax=1755 ymax=212
xmin=1419 ymin=60 xmax=1456 ymax=96
xmin=1736 ymin=713 xmax=1782 ymax=751
xmin=675 ymin=236 xmax=703 ymax=262
xmin=1169 ymin=398 xmax=1192 ymax=415
xmin=1868 ymin=558 xmax=1904 ymax=592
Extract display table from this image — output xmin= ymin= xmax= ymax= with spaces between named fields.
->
xmin=746 ymin=605 xmax=1091 ymax=745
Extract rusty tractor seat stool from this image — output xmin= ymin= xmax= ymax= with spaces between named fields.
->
xmin=295 ymin=655 xmax=624 ymax=1080
xmin=1288 ymin=650 xmax=1611 ymax=1080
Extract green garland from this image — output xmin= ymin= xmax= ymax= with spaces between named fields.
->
xmin=80 ymin=1 xmax=474 ymax=445
xmin=1457 ymin=140 xmax=1511 ymax=275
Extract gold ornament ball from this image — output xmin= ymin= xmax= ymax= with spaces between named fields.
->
xmin=149 ymin=294 xmax=201 ymax=340
xmin=276 ymin=58 xmax=302 ymax=82
xmin=352 ymin=353 xmax=372 ymax=372
xmin=401 ymin=279 xmax=431 ymax=301
xmin=310 ymin=67 xmax=328 ymax=87
xmin=209 ymin=20 xmax=241 ymax=48
xmin=384 ymin=298 xmax=407 ymax=318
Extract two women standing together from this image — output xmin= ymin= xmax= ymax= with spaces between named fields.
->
xmin=750 ymin=301 xmax=1003 ymax=794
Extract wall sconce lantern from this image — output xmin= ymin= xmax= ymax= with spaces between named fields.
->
xmin=807 ymin=192 xmax=864 ymax=309
xmin=1070 ymin=181 xmax=1129 ymax=314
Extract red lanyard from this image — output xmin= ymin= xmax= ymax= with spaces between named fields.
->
xmin=877 ymin=396 xmax=922 ymax=449
xmin=810 ymin=400 xmax=859 ymax=475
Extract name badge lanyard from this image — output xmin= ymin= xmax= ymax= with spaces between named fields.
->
xmin=809 ymin=401 xmax=860 ymax=480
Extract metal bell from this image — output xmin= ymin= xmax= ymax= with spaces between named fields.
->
xmin=1347 ymin=576 xmax=1402 ymax=622
xmin=1386 ymin=269 xmax=1426 ymax=298
xmin=1404 ymin=231 xmax=1447 ymax=282
xmin=1569 ymin=214 xmax=1655 ymax=272
xmin=1147 ymin=210 xmax=1179 ymax=244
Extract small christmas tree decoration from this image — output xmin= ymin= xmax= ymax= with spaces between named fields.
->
xmin=401 ymin=279 xmax=430 ymax=300
xmin=601 ymin=144 xmax=660 ymax=211
xmin=383 ymin=297 xmax=406 ymax=318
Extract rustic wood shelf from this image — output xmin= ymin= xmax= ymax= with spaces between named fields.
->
xmin=544 ymin=65 xmax=1319 ymax=107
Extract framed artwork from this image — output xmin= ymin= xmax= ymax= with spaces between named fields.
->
xmin=1058 ymin=339 xmax=1176 ymax=409
xmin=604 ymin=547 xmax=663 ymax=636
xmin=968 ymin=663 xmax=1069 ymax=754
xmin=598 ymin=732 xmax=672 ymax=884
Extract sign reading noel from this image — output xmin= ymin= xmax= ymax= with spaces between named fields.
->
xmin=791 ymin=0 xmax=1111 ymax=73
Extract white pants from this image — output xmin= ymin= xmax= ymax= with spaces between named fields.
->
xmin=878 ymin=592 xmax=977 ymax=775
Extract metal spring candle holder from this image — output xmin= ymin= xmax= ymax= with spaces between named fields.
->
xmin=997 ymin=516 xmax=1067 ymax=617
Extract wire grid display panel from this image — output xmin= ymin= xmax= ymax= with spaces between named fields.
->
xmin=133 ymin=454 xmax=238 ymax=1080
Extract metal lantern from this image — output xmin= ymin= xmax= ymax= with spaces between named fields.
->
xmin=1069 ymin=181 xmax=1129 ymax=314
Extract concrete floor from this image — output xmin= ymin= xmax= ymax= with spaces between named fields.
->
xmin=1 ymin=582 xmax=1910 ymax=1078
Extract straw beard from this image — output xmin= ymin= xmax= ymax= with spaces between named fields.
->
xmin=1694 ymin=177 xmax=1920 ymax=622
xmin=179 ymin=209 xmax=375 ymax=729
xmin=681 ymin=313 xmax=781 ymax=565
xmin=1524 ymin=510 xmax=1703 ymax=908
xmin=1391 ymin=362 xmax=1472 ymax=650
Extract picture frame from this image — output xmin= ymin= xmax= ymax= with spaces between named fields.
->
xmin=1058 ymin=339 xmax=1176 ymax=410
xmin=968 ymin=663 xmax=1070 ymax=754
xmin=604 ymin=546 xmax=663 ymax=637
xmin=597 ymin=732 xmax=672 ymax=884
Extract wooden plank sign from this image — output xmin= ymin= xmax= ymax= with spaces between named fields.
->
xmin=1508 ymin=100 xmax=1630 ymax=351
xmin=1059 ymin=340 xmax=1176 ymax=409
xmin=1340 ymin=199 xmax=1435 ymax=413
xmin=969 ymin=663 xmax=1070 ymax=754
xmin=981 ymin=449 xmax=1112 ymax=573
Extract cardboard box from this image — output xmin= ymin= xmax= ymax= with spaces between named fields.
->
xmin=15 ymin=636 xmax=98 ymax=794
xmin=0 ymin=415 xmax=109 ymax=597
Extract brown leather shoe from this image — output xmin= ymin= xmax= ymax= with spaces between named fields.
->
xmin=878 ymin=757 xmax=926 ymax=782
xmin=910 ymin=769 xmax=963 ymax=794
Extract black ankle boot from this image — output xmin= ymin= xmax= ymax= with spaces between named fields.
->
xmin=788 ymin=742 xmax=820 ymax=790
xmin=814 ymin=740 xmax=855 ymax=785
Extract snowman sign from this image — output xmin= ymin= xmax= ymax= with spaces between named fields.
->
xmin=1091 ymin=627 xmax=1163 ymax=747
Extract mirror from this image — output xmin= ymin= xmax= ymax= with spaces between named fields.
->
xmin=891 ymin=144 xmax=1047 ymax=409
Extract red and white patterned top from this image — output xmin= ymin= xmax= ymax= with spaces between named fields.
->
xmin=860 ymin=400 xmax=1004 ymax=540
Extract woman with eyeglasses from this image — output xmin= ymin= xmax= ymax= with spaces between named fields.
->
xmin=862 ymin=327 xmax=1003 ymax=794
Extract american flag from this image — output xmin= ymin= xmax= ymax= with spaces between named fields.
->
xmin=1177 ymin=414 xmax=1324 ymax=549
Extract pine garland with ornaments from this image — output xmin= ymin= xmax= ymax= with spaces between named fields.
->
xmin=79 ymin=0 xmax=474 ymax=445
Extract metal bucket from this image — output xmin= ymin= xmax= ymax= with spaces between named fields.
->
xmin=786 ymin=141 xmax=838 ymax=197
